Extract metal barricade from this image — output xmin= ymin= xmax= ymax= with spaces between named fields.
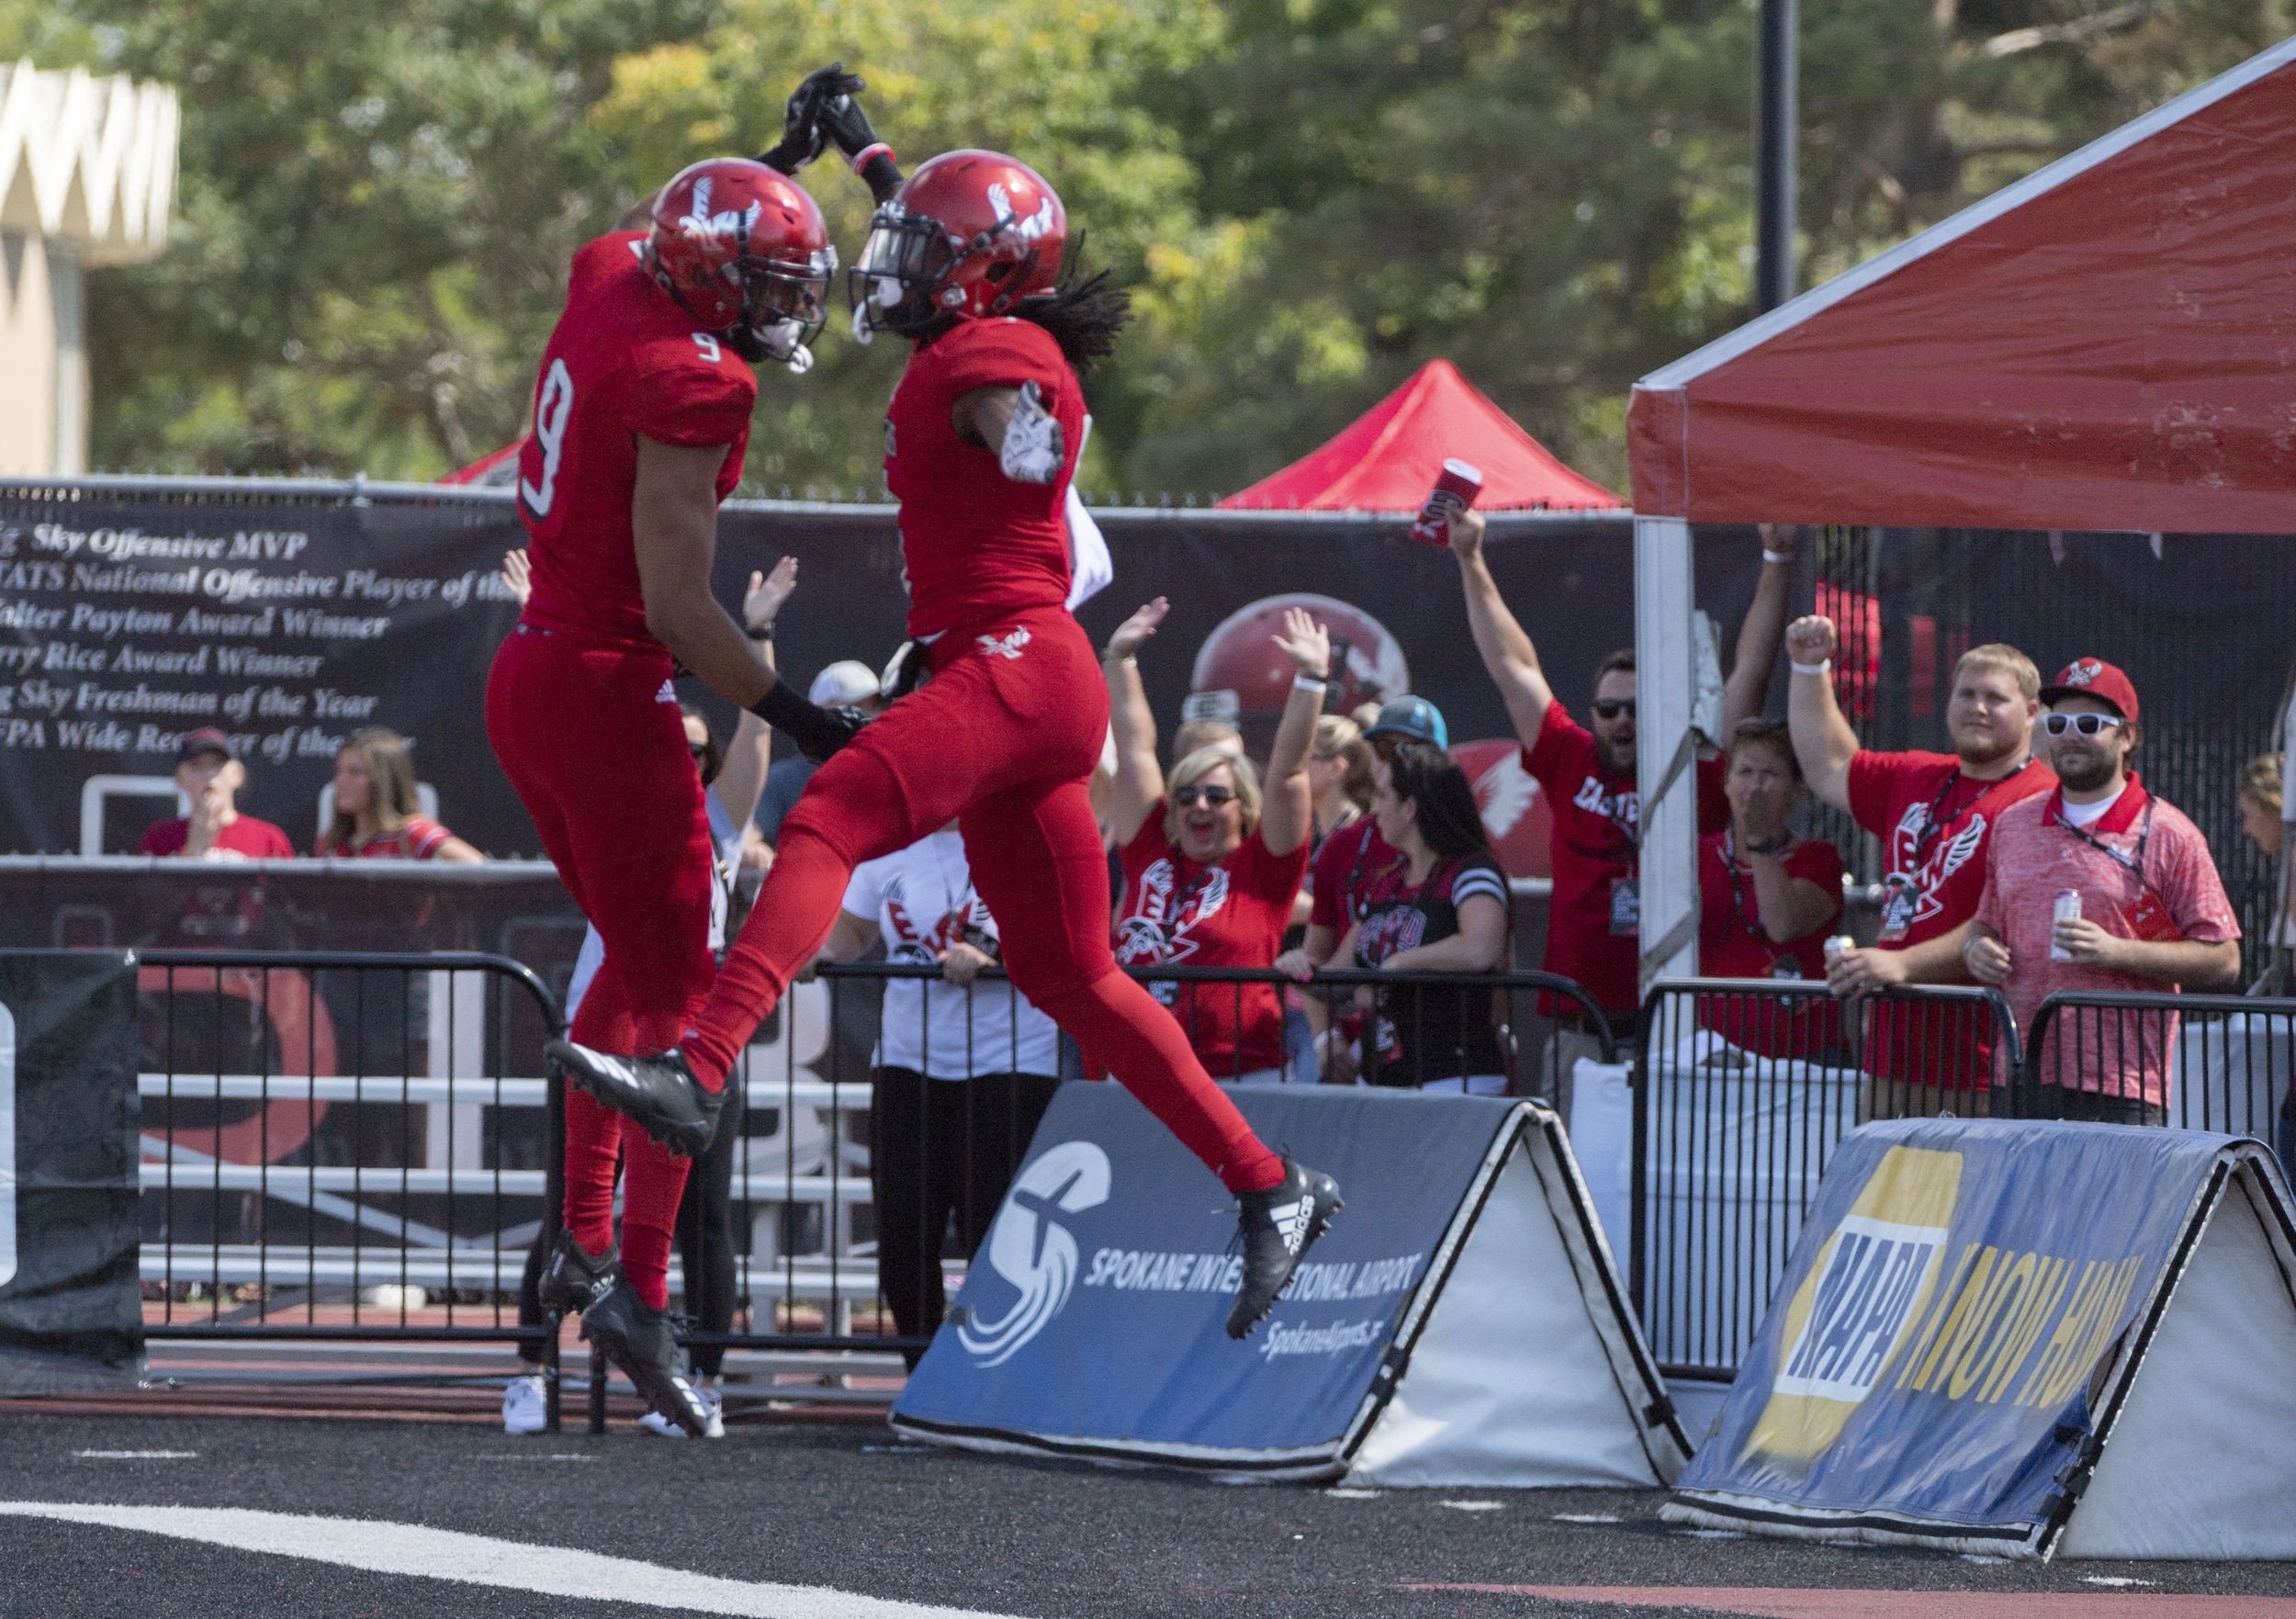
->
xmin=136 ymin=950 xmax=566 ymax=1402
xmin=1632 ymin=977 xmax=2020 ymax=1378
xmin=2020 ymin=991 xmax=2296 ymax=1142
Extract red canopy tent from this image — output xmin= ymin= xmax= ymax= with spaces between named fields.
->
xmin=1221 ymin=359 xmax=1622 ymax=512
xmin=1626 ymin=36 xmax=2296 ymax=534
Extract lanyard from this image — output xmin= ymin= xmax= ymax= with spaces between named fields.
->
xmin=2054 ymin=795 xmax=2155 ymax=889
xmin=1722 ymin=833 xmax=1796 ymax=971
xmin=1902 ymin=757 xmax=2031 ymax=878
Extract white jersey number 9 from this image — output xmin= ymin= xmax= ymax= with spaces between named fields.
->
xmin=519 ymin=358 xmax=575 ymax=518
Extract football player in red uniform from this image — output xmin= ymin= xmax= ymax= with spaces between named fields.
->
xmin=552 ymin=126 xmax=1342 ymax=1342
xmin=486 ymin=70 xmax=889 ymax=1433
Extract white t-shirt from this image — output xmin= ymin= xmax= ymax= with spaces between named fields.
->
xmin=842 ymin=828 xmax=1060 ymax=1080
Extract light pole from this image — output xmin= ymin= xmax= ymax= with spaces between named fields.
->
xmin=1756 ymin=0 xmax=1797 ymax=313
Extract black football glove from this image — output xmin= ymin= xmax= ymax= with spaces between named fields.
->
xmin=758 ymin=63 xmax=865 ymax=174
xmin=750 ymin=680 xmax=871 ymax=761
xmin=815 ymin=83 xmax=904 ymax=202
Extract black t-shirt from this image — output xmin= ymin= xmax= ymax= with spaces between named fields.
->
xmin=1350 ymin=852 xmax=1511 ymax=1086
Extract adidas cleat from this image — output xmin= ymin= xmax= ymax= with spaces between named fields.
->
xmin=546 ymin=1040 xmax=726 ymax=1157
xmin=1227 ymin=1157 xmax=1343 ymax=1339
xmin=640 ymin=1385 xmax=724 ymax=1439
xmin=536 ymin=1228 xmax=621 ymax=1319
xmin=580 ymin=1278 xmax=712 ymax=1437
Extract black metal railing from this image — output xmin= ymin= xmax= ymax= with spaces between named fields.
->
xmin=1630 ymin=978 xmax=2020 ymax=1378
xmin=2020 ymin=990 xmax=2296 ymax=1139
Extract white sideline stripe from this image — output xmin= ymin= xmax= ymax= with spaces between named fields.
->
xmin=0 ymin=1503 xmax=1025 ymax=1619
xmin=71 ymin=1451 xmax=196 ymax=1459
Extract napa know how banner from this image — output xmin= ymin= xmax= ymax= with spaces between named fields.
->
xmin=1666 ymin=1117 xmax=2296 ymax=1558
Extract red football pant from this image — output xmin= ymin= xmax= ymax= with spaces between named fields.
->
xmin=485 ymin=624 xmax=717 ymax=1309
xmin=684 ymin=607 xmax=1281 ymax=1195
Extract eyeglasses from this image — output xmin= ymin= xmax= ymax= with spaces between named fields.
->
xmin=2043 ymin=712 xmax=2125 ymax=737
xmin=1172 ymin=784 xmax=1236 ymax=808
xmin=1593 ymin=700 xmax=1636 ymax=721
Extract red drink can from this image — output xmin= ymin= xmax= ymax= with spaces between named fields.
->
xmin=1408 ymin=458 xmax=1484 ymax=545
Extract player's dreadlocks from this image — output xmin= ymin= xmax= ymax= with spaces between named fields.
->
xmin=1012 ymin=245 xmax=1131 ymax=373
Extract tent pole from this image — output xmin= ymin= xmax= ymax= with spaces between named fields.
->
xmin=1755 ymin=0 xmax=1798 ymax=313
xmin=1635 ymin=516 xmax=1701 ymax=1001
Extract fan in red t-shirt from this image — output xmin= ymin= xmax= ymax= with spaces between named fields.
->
xmin=315 ymin=728 xmax=483 ymax=862
xmin=1446 ymin=509 xmax=1795 ymax=1103
xmin=139 ymin=727 xmax=295 ymax=861
xmin=1694 ymin=720 xmax=1845 ymax=1059
xmin=1785 ymin=616 xmax=2054 ymax=1113
xmin=1102 ymin=596 xmax=1323 ymax=1083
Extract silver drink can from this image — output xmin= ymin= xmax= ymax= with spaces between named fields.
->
xmin=1823 ymin=935 xmax=1854 ymax=968
xmin=2049 ymin=889 xmax=2082 ymax=961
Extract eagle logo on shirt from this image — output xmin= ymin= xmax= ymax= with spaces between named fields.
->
xmin=976 ymin=627 xmax=1031 ymax=661
xmin=882 ymin=875 xmax=983 ymax=965
xmin=1887 ymin=805 xmax=1990 ymax=928
xmin=1115 ymin=858 xmax=1231 ymax=997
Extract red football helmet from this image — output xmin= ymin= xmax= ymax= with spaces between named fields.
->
xmin=1190 ymin=592 xmax=1412 ymax=728
xmin=850 ymin=150 xmax=1067 ymax=339
xmin=644 ymin=158 xmax=835 ymax=364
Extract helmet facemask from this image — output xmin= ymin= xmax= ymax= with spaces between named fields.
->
xmin=848 ymin=202 xmax=958 ymax=343
xmin=726 ymin=246 xmax=836 ymax=369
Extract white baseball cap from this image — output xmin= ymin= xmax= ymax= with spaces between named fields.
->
xmin=809 ymin=660 xmax=882 ymax=707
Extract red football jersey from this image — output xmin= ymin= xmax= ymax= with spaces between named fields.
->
xmin=884 ymin=317 xmax=1082 ymax=639
xmin=1695 ymin=829 xmax=1846 ymax=1061
xmin=1113 ymin=811 xmax=1310 ymax=1078
xmin=1520 ymin=699 xmax=1726 ymax=1018
xmin=327 ymin=815 xmax=454 ymax=860
xmin=516 ymin=231 xmax=759 ymax=648
xmin=1845 ymin=748 xmax=2054 ymax=1085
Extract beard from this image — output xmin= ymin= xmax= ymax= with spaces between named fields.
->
xmin=1954 ymin=727 xmax=2023 ymax=770
xmin=2053 ymin=748 xmax=2119 ymax=793
xmin=1598 ymin=735 xmax=1637 ymax=776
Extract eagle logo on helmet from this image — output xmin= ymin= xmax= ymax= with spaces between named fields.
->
xmin=987 ymin=181 xmax=1058 ymax=245
xmin=678 ymin=177 xmax=762 ymax=242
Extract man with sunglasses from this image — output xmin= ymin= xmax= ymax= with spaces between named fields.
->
xmin=1448 ymin=511 xmax=1795 ymax=1103
xmin=1954 ymin=659 xmax=2239 ymax=1124
xmin=484 ymin=75 xmax=866 ymax=1433
xmin=1788 ymin=621 xmax=2056 ymax=1117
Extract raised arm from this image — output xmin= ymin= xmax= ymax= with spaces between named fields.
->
xmin=1101 ymin=598 xmax=1169 ymax=848
xmin=1784 ymin=614 xmax=1861 ymax=813
xmin=1721 ymin=524 xmax=1797 ymax=736
xmin=1258 ymin=609 xmax=1330 ymax=858
xmin=1447 ymin=509 xmax=1555 ymax=747
xmin=711 ymin=558 xmax=800 ymax=829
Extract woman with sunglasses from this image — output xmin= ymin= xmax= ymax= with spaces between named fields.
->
xmin=1334 ymin=741 xmax=1513 ymax=1092
xmin=1102 ymin=597 xmax=1328 ymax=1084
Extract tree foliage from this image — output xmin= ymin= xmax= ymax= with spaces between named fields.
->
xmin=51 ymin=0 xmax=2293 ymax=497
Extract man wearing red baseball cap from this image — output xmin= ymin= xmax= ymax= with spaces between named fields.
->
xmin=138 ymin=727 xmax=294 ymax=861
xmin=1953 ymin=658 xmax=2240 ymax=1122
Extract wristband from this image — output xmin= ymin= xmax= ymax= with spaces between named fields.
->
xmin=1292 ymin=673 xmax=1328 ymax=694
xmin=1763 ymin=549 xmax=1794 ymax=565
xmin=850 ymin=141 xmax=894 ymax=174
xmin=1103 ymin=651 xmax=1135 ymax=667
xmin=745 ymin=624 xmax=774 ymax=644
xmin=1790 ymin=658 xmax=1831 ymax=676
xmin=749 ymin=679 xmax=864 ymax=761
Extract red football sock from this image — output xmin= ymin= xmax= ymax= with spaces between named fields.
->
xmin=616 ymin=1122 xmax=691 ymax=1312
xmin=559 ymin=1088 xmax=622 ymax=1256
xmin=1040 ymin=968 xmax=1284 ymax=1195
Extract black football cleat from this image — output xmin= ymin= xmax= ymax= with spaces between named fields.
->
xmin=580 ymin=1277 xmax=712 ymax=1438
xmin=1227 ymin=1157 xmax=1344 ymax=1340
xmin=546 ymin=1040 xmax=726 ymax=1158
xmin=535 ymin=1229 xmax=620 ymax=1320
